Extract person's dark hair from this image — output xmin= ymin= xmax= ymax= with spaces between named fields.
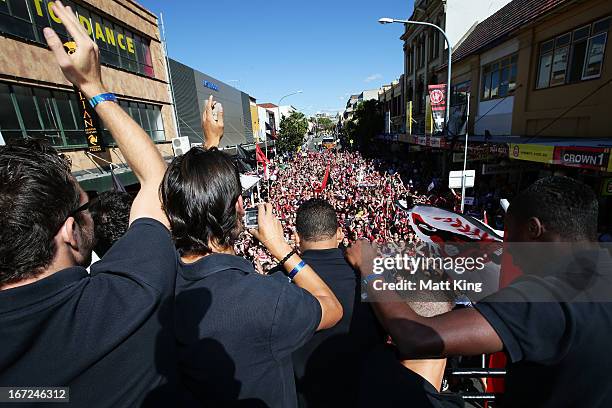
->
xmin=508 ymin=176 xmax=598 ymax=241
xmin=0 ymin=139 xmax=80 ymax=285
xmin=89 ymin=191 xmax=134 ymax=257
xmin=160 ymin=147 xmax=242 ymax=255
xmin=296 ymin=198 xmax=338 ymax=242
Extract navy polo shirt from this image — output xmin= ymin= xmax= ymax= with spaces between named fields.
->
xmin=0 ymin=219 xmax=180 ymax=407
xmin=175 ymin=253 xmax=322 ymax=408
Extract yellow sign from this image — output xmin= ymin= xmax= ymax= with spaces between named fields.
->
xmin=509 ymin=144 xmax=554 ymax=164
xmin=34 ymin=0 xmax=136 ymax=55
xmin=406 ymin=101 xmax=413 ymax=136
xmin=609 ymin=155 xmax=612 ymax=173
xmin=425 ymin=96 xmax=433 ymax=136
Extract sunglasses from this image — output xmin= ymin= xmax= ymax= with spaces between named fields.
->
xmin=67 ymin=200 xmax=92 ymax=219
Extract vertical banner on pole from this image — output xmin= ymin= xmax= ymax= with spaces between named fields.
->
xmin=406 ymin=101 xmax=413 ymax=136
xmin=428 ymin=84 xmax=447 ymax=136
xmin=76 ymin=88 xmax=105 ymax=153
xmin=425 ymin=96 xmax=433 ymax=136
xmin=64 ymin=41 xmax=105 ymax=153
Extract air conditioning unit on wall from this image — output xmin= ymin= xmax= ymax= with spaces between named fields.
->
xmin=172 ymin=137 xmax=191 ymax=156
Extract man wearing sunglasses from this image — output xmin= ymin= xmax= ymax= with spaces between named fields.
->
xmin=0 ymin=1 xmax=221 ymax=406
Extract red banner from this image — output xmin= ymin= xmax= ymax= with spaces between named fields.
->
xmin=428 ymin=84 xmax=447 ymax=135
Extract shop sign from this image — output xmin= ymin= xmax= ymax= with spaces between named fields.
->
xmin=453 ymin=151 xmax=489 ymax=163
xmin=553 ymin=146 xmax=611 ymax=171
xmin=203 ymin=81 xmax=219 ymax=91
xmin=509 ymin=144 xmax=554 ymax=164
xmin=482 ymin=163 xmax=523 ymax=175
xmin=602 ymin=178 xmax=612 ymax=196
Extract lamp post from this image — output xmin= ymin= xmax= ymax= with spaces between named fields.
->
xmin=277 ymin=90 xmax=303 ymax=139
xmin=378 ymin=17 xmax=452 ymax=128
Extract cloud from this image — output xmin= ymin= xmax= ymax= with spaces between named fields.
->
xmin=364 ymin=73 xmax=383 ymax=83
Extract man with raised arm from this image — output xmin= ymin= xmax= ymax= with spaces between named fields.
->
xmin=0 ymin=1 xmax=187 ymax=406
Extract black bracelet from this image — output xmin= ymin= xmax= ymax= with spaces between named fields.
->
xmin=279 ymin=249 xmax=297 ymax=267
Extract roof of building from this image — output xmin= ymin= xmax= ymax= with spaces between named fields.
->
xmin=257 ymin=103 xmax=278 ymax=109
xmin=452 ymin=0 xmax=573 ymax=63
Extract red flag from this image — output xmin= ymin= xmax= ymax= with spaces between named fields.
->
xmin=255 ymin=144 xmax=269 ymax=164
xmin=255 ymin=144 xmax=270 ymax=179
xmin=315 ymin=165 xmax=330 ymax=193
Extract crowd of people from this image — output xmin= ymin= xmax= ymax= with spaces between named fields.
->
xmin=2 ymin=3 xmax=612 ymax=408
xmin=237 ymin=150 xmax=456 ymax=272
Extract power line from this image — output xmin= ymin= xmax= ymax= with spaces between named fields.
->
xmin=531 ymin=78 xmax=612 ymax=139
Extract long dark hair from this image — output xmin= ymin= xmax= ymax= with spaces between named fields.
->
xmin=160 ymin=147 xmax=242 ymax=255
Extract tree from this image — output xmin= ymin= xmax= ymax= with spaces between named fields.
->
xmin=277 ymin=111 xmax=308 ymax=154
xmin=341 ymin=100 xmax=383 ymax=155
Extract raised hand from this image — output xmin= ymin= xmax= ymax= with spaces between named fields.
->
xmin=249 ymin=203 xmax=292 ymax=261
xmin=202 ymin=95 xmax=224 ymax=148
xmin=42 ymin=0 xmax=105 ymax=99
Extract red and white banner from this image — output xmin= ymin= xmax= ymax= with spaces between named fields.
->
xmin=428 ymin=84 xmax=447 ymax=135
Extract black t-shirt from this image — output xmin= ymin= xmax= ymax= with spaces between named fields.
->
xmin=0 ymin=219 xmax=180 ymax=407
xmin=175 ymin=253 xmax=322 ymax=408
xmin=360 ymin=345 xmax=464 ymax=408
xmin=475 ymin=249 xmax=612 ymax=407
xmin=290 ymin=248 xmax=385 ymax=407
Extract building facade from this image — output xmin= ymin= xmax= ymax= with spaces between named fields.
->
xmin=0 ymin=0 xmax=177 ymax=191
xmin=379 ymin=77 xmax=405 ymax=135
xmin=402 ymin=0 xmax=513 ymax=135
xmin=450 ymin=0 xmax=611 ymax=141
xmin=257 ymin=104 xmax=277 ymax=141
xmin=168 ymin=58 xmax=254 ymax=149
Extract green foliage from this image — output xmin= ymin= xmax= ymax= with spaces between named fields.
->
xmin=277 ymin=111 xmax=308 ymax=154
xmin=341 ymin=100 xmax=383 ymax=154
xmin=316 ymin=117 xmax=335 ymax=132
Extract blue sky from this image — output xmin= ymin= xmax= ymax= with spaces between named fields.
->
xmin=138 ymin=0 xmax=413 ymax=116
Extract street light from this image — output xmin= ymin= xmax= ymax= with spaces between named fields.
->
xmin=380 ymin=17 xmax=471 ymax=213
xmin=277 ymin=90 xmax=303 ymax=141
xmin=378 ymin=17 xmax=452 ymax=128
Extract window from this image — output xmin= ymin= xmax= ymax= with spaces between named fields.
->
xmin=481 ymin=54 xmax=518 ymax=100
xmin=451 ymin=81 xmax=471 ymax=106
xmin=0 ymin=82 xmax=165 ymax=148
xmin=406 ymin=47 xmax=413 ymax=74
xmin=537 ymin=17 xmax=610 ymax=88
xmin=0 ymin=0 xmax=155 ymax=78
xmin=434 ymin=26 xmax=440 ymax=58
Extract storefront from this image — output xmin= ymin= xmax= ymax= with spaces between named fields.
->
xmin=0 ymin=0 xmax=177 ymax=191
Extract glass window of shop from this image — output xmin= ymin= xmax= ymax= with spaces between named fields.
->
xmin=0 ymin=0 xmax=154 ymax=78
xmin=0 ymin=82 xmax=165 ymax=148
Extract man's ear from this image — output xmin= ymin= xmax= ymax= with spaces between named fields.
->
xmin=527 ymin=217 xmax=544 ymax=240
xmin=336 ymin=227 xmax=345 ymax=245
xmin=60 ymin=217 xmax=79 ymax=250
xmin=236 ymin=196 xmax=245 ymax=218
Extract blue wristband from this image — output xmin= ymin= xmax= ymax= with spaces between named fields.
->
xmin=89 ymin=93 xmax=117 ymax=108
xmin=362 ymin=273 xmax=383 ymax=286
xmin=288 ymin=260 xmax=306 ymax=280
